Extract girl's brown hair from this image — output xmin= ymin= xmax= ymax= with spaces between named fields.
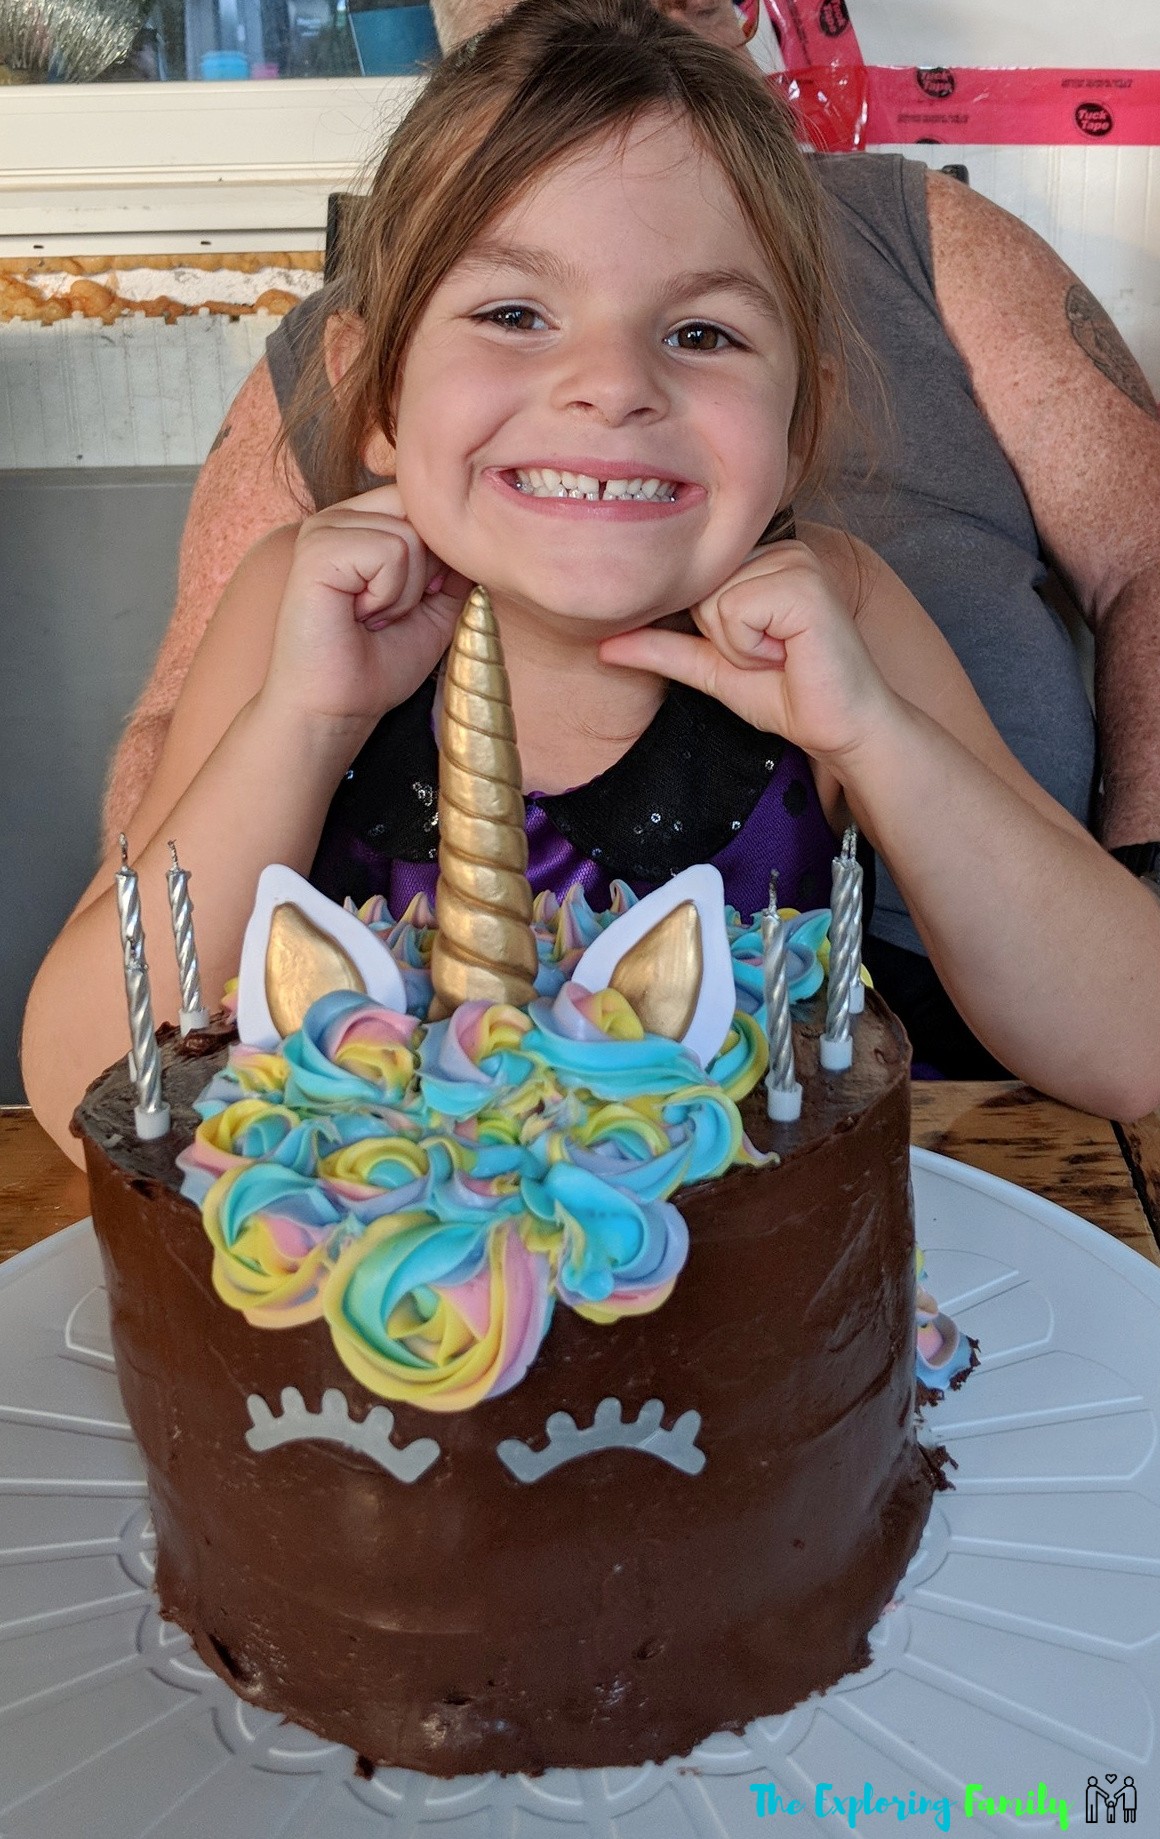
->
xmin=298 ymin=0 xmax=848 ymax=509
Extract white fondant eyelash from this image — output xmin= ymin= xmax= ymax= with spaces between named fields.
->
xmin=245 ymin=1388 xmax=440 ymax=1482
xmin=496 ymin=1397 xmax=706 ymax=1483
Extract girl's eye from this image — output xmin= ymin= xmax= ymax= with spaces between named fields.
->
xmin=479 ymin=304 xmax=546 ymax=332
xmin=665 ymin=322 xmax=737 ymax=352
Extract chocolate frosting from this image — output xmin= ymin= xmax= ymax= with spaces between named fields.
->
xmin=77 ymin=994 xmax=942 ymax=1776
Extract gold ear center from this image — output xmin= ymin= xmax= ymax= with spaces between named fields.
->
xmin=265 ymin=902 xmax=366 ymax=1038
xmin=610 ymin=901 xmax=702 ymax=1040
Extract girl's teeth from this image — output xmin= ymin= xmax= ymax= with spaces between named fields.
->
xmin=512 ymin=469 xmax=676 ymax=501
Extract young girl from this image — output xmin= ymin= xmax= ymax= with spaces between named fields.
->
xmin=24 ymin=0 xmax=1160 ymax=1155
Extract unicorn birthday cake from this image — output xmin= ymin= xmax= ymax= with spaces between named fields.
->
xmin=74 ymin=590 xmax=971 ymax=1777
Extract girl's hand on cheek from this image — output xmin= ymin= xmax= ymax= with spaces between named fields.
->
xmin=600 ymin=541 xmax=898 ymax=768
xmin=260 ymin=484 xmax=471 ymax=736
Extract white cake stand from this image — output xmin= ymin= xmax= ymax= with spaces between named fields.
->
xmin=0 ymin=1149 xmax=1157 ymax=1838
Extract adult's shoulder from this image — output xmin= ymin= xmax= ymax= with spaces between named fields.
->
xmin=808 ymin=149 xmax=913 ymax=204
xmin=808 ymin=151 xmax=928 ymax=224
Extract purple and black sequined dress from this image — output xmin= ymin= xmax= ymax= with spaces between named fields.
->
xmin=310 ymin=676 xmax=841 ymax=924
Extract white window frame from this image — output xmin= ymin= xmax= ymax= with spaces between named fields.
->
xmin=0 ymin=76 xmax=422 ymax=255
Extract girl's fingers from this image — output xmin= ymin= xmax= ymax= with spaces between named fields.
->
xmin=696 ymin=569 xmax=807 ymax=668
xmin=696 ymin=603 xmax=788 ymax=668
xmin=318 ymin=482 xmax=408 ymax=520
xmin=604 ymin=623 xmax=793 ymax=740
xmin=601 ymin=626 xmax=766 ymax=707
xmin=353 ymin=540 xmax=427 ymax=621
xmin=296 ymin=520 xmax=427 ymax=624
xmin=363 ymin=566 xmax=471 ymax=636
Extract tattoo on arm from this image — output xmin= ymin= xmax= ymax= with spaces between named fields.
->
xmin=1065 ymin=283 xmax=1158 ymax=418
xmin=208 ymin=420 xmax=233 ymax=455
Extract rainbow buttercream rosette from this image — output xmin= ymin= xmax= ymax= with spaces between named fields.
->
xmin=183 ymin=904 xmax=777 ymax=1409
xmin=202 ymin=1161 xmax=349 ymax=1326
xmin=283 ymin=990 xmax=420 ymax=1110
xmin=184 ymin=881 xmax=964 ymax=1413
xmin=323 ymin=1211 xmax=553 ymax=1410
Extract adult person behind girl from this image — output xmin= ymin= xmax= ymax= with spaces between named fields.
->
xmin=98 ymin=0 xmax=1160 ymax=1078
xmin=24 ymin=0 xmax=1160 ymax=1158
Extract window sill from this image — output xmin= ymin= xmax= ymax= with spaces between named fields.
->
xmin=0 ymin=77 xmax=422 ymax=251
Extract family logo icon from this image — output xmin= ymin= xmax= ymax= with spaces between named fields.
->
xmin=1085 ymin=1774 xmax=1137 ymax=1823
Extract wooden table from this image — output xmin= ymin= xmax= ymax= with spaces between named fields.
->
xmin=3 ymin=1088 xmax=1159 ymax=1268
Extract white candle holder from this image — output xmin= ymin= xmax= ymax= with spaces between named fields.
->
xmin=819 ymin=1032 xmax=854 ymax=1073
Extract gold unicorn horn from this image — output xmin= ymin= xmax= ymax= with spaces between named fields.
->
xmin=429 ymin=586 xmax=538 ymax=1018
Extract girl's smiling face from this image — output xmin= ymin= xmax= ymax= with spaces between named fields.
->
xmin=390 ymin=109 xmax=801 ymax=638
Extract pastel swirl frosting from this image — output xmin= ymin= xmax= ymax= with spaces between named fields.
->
xmin=203 ymin=1162 xmax=348 ymax=1326
xmin=283 ymin=989 xmax=420 ymax=1111
xmin=529 ymin=884 xmax=609 ymax=997
xmin=348 ymin=883 xmax=863 ymax=1032
xmin=193 ymin=950 xmax=773 ymax=1404
xmin=317 ymin=1134 xmax=444 ymax=1225
xmin=522 ymin=1164 xmax=688 ymax=1321
xmin=729 ymin=907 xmax=833 ymax=1013
xmin=418 ymin=1001 xmax=548 ymax=1121
xmin=705 ymin=1011 xmax=768 ymax=1104
xmin=324 ymin=1211 xmax=553 ymax=1411
xmin=523 ymin=1101 xmax=693 ymax=1202
xmin=177 ymin=1097 xmax=334 ymax=1206
xmin=915 ymin=1249 xmax=975 ymax=1390
xmin=191 ymin=879 xmax=960 ymax=1412
xmin=194 ymin=1044 xmax=290 ymax=1118
xmin=524 ymin=984 xmax=713 ymax=1102
xmin=355 ymin=891 xmax=436 ymax=1017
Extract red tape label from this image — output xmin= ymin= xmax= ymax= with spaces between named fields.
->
xmin=757 ymin=0 xmax=1160 ymax=147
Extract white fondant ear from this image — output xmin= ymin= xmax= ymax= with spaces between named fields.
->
xmin=237 ymin=866 xmax=408 ymax=1050
xmin=572 ymin=864 xmax=733 ymax=1067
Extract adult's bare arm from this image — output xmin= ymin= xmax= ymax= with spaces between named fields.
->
xmin=100 ymin=356 xmax=311 ymax=847
xmin=926 ymin=168 xmax=1160 ymax=850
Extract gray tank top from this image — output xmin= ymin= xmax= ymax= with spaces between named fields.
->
xmin=267 ymin=152 xmax=1097 ymax=957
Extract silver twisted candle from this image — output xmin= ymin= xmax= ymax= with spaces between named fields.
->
xmin=114 ymin=833 xmax=143 ymax=960
xmin=167 ymin=841 xmax=209 ymax=1034
xmin=113 ymin=835 xmax=170 ymax=1139
xmin=846 ymin=830 xmax=865 ymax=1016
xmin=115 ymin=833 xmax=142 ymax=1081
xmin=821 ymin=825 xmax=862 ymax=1072
xmin=124 ymin=936 xmax=170 ymax=1140
xmin=761 ymin=870 xmax=802 ymax=1122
